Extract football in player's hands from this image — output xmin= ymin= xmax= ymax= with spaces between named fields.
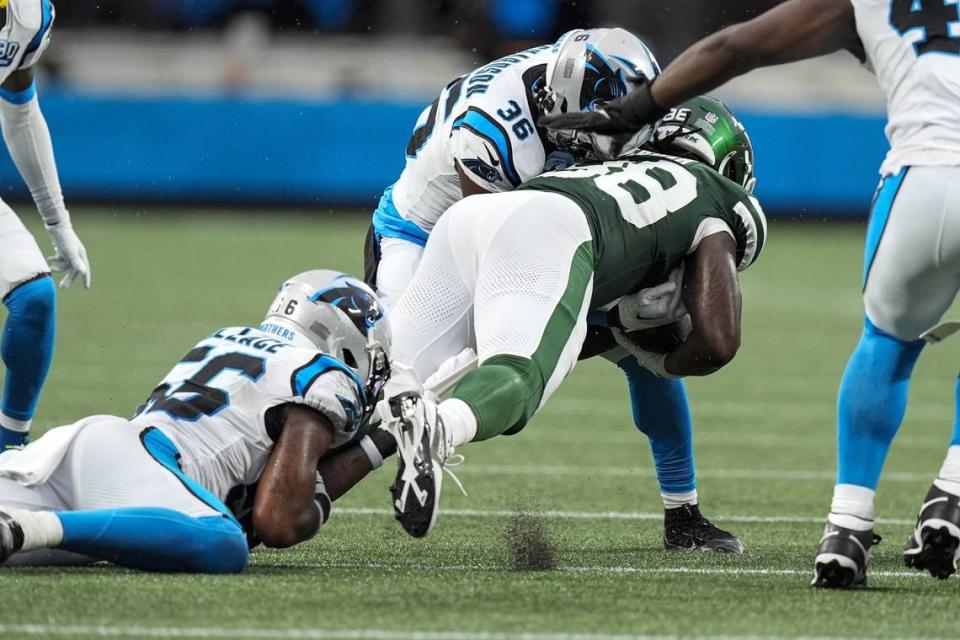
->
xmin=623 ymin=315 xmax=692 ymax=353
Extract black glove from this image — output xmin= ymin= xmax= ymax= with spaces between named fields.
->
xmin=538 ymin=78 xmax=667 ymax=136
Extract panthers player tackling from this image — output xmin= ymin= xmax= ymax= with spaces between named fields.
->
xmin=542 ymin=0 xmax=960 ymax=589
xmin=0 ymin=271 xmax=392 ymax=572
xmin=0 ymin=0 xmax=91 ymax=451
xmin=365 ymin=27 xmax=743 ymax=552
xmin=382 ymin=97 xmax=766 ymax=540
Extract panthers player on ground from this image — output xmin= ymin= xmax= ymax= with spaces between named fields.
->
xmin=366 ymin=28 xmax=742 ymax=553
xmin=381 ymin=97 xmax=766 ymax=539
xmin=0 ymin=0 xmax=92 ymax=451
xmin=0 ymin=271 xmax=391 ymax=572
xmin=542 ymin=0 xmax=960 ymax=589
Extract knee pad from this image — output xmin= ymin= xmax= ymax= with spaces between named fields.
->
xmin=488 ymin=355 xmax=544 ymax=436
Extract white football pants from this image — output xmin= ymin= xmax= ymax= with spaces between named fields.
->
xmin=864 ymin=166 xmax=960 ymax=340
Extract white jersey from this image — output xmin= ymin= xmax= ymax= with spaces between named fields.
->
xmin=130 ymin=326 xmax=364 ymax=502
xmin=0 ymin=0 xmax=54 ymax=82
xmin=372 ymin=44 xmax=575 ymax=245
xmin=852 ymin=0 xmax=960 ymax=175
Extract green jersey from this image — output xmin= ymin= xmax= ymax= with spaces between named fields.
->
xmin=518 ymin=152 xmax=767 ymax=308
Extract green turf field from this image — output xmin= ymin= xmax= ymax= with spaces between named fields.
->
xmin=1 ymin=208 xmax=959 ymax=640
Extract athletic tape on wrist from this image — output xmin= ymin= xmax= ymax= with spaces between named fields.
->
xmin=359 ymin=435 xmax=383 ymax=470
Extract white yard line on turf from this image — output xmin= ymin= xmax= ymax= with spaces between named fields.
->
xmin=274 ymin=561 xmax=924 ymax=580
xmin=335 ymin=507 xmax=915 ymax=527
xmin=452 ymin=463 xmax=931 ymax=483
xmin=0 ymin=625 xmax=947 ymax=640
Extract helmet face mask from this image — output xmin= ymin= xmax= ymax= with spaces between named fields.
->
xmin=262 ymin=270 xmax=391 ymax=413
xmin=538 ymin=28 xmax=661 ymax=161
xmin=650 ymin=96 xmax=757 ymax=193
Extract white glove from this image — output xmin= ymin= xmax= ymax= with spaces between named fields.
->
xmin=612 ymin=328 xmax=680 ymax=379
xmin=45 ymin=223 xmax=91 ymax=289
xmin=614 ymin=267 xmax=684 ymax=330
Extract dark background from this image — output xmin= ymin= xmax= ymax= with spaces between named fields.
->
xmin=55 ymin=0 xmax=784 ymax=60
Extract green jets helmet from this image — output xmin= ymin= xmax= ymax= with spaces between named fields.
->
xmin=651 ymin=95 xmax=756 ymax=193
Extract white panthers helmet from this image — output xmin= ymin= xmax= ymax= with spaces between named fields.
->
xmin=262 ymin=270 xmax=390 ymax=413
xmin=539 ymin=28 xmax=661 ymax=160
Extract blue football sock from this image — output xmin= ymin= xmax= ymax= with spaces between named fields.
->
xmin=617 ymin=356 xmax=695 ymax=495
xmin=1 ymin=275 xmax=56 ymax=447
xmin=836 ymin=317 xmax=924 ymax=489
xmin=952 ymin=374 xmax=960 ymax=448
xmin=56 ymin=507 xmax=248 ymax=574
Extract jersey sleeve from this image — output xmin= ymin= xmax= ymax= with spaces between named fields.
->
xmin=289 ymin=355 xmax=365 ymax=447
xmin=450 ymin=99 xmax=546 ymax=193
xmin=15 ymin=0 xmax=55 ymax=70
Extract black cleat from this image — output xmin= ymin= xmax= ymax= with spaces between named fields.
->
xmin=663 ymin=504 xmax=745 ymax=554
xmin=904 ymin=484 xmax=960 ymax=580
xmin=0 ymin=510 xmax=24 ymax=563
xmin=812 ymin=522 xmax=880 ymax=589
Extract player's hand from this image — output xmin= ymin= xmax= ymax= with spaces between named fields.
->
xmin=611 ymin=328 xmax=679 ymax=379
xmin=45 ymin=222 xmax=91 ymax=289
xmin=538 ymin=77 xmax=667 ymax=136
xmin=615 ymin=268 xmax=686 ymax=330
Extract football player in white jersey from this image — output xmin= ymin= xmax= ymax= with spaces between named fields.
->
xmin=0 ymin=0 xmax=92 ymax=451
xmin=366 ymin=28 xmax=745 ymax=553
xmin=0 ymin=271 xmax=393 ymax=572
xmin=541 ymin=0 xmax=960 ymax=588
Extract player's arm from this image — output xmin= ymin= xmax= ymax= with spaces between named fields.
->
xmin=540 ymin=0 xmax=860 ymax=136
xmin=252 ymin=403 xmax=334 ymax=548
xmin=651 ymin=0 xmax=861 ymax=108
xmin=663 ymin=233 xmax=741 ymax=376
xmin=317 ymin=427 xmax=397 ymax=500
xmin=0 ymin=68 xmax=91 ymax=289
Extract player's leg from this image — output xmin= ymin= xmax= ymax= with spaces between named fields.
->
xmin=0 ymin=418 xmax=248 ymax=573
xmin=448 ymin=192 xmax=594 ymax=443
xmin=389 ymin=192 xmax=594 ymax=537
xmin=897 ymin=168 xmax=960 ymax=579
xmin=814 ymin=167 xmax=959 ymax=587
xmin=364 ymin=224 xmax=425 ymax=310
xmin=0 ymin=202 xmax=56 ymax=450
xmin=616 ymin=357 xmax=743 ymax=553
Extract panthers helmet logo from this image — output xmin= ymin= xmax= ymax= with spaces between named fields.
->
xmin=312 ymin=285 xmax=384 ymax=337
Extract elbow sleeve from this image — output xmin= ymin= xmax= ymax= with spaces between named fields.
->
xmin=0 ymin=83 xmax=67 ymax=227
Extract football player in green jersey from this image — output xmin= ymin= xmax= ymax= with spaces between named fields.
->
xmin=381 ymin=96 xmax=767 ymax=539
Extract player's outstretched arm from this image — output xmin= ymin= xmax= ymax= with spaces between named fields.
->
xmin=663 ymin=233 xmax=742 ymax=376
xmin=652 ymin=0 xmax=860 ymax=108
xmin=540 ymin=0 xmax=859 ymax=136
xmin=0 ymin=68 xmax=91 ymax=289
xmin=253 ymin=404 xmax=334 ymax=548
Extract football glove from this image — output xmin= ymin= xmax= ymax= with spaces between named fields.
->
xmin=612 ymin=328 xmax=679 ymax=379
xmin=45 ymin=222 xmax=91 ymax=289
xmin=538 ymin=77 xmax=667 ymax=137
xmin=612 ymin=268 xmax=686 ymax=331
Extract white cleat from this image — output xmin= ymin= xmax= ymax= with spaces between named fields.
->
xmin=385 ymin=392 xmax=460 ymax=538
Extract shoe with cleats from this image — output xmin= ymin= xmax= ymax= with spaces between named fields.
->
xmin=903 ymin=484 xmax=960 ymax=580
xmin=0 ymin=509 xmax=24 ymax=563
xmin=812 ymin=521 xmax=880 ymax=589
xmin=663 ymin=504 xmax=745 ymax=554
xmin=385 ymin=392 xmax=452 ymax=538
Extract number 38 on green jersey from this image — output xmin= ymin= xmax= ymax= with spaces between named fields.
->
xmin=519 ymin=152 xmax=768 ymax=307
